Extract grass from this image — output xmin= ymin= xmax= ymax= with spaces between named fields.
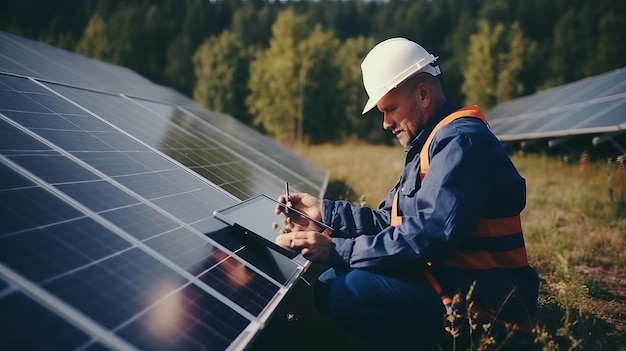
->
xmin=250 ymin=143 xmax=626 ymax=351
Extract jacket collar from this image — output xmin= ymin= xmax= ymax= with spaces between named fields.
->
xmin=405 ymin=100 xmax=461 ymax=155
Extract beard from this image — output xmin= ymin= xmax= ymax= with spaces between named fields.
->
xmin=395 ymin=98 xmax=423 ymax=147
xmin=396 ymin=130 xmax=412 ymax=148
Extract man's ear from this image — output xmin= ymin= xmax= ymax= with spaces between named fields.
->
xmin=414 ymin=82 xmax=430 ymax=108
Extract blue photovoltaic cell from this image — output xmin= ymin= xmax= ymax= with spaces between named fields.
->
xmin=524 ymin=81 xmax=591 ymax=114
xmin=0 ymin=118 xmax=55 ymax=157
xmin=486 ymin=117 xmax=519 ymax=137
xmin=73 ymin=151 xmax=165 ymax=177
xmin=578 ymin=100 xmax=626 ymax=129
xmin=99 ymin=203 xmax=179 ymax=241
xmin=0 ymin=156 xmax=41 ymax=190
xmin=145 ymin=227 xmax=220 ymax=275
xmin=539 ymin=100 xmax=619 ymax=132
xmin=575 ymin=71 xmax=626 ymax=99
xmin=0 ymin=287 xmax=94 ymax=350
xmin=55 ymin=180 xmax=140 ymax=213
xmin=43 ymin=247 xmax=188 ymax=329
xmin=81 ymin=343 xmax=112 ymax=351
xmin=10 ymin=153 xmax=101 ymax=184
xmin=487 ymin=95 xmax=534 ymax=121
xmin=116 ymin=283 xmax=251 ymax=351
xmin=0 ymin=184 xmax=85 ymax=237
xmin=186 ymin=106 xmax=328 ymax=196
xmin=0 ymin=214 xmax=132 ymax=283
xmin=197 ymin=253 xmax=279 ymax=316
xmin=504 ymin=110 xmax=575 ymax=136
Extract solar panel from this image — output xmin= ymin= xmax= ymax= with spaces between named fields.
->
xmin=184 ymin=106 xmax=329 ymax=196
xmin=0 ymin=159 xmax=256 ymax=350
xmin=0 ymin=30 xmax=327 ymax=350
xmin=0 ymin=276 xmax=116 ymax=350
xmin=37 ymin=83 xmax=314 ymax=200
xmin=487 ymin=68 xmax=626 ymax=143
xmin=0 ymin=32 xmax=328 ymax=197
xmin=0 ymin=31 xmax=188 ymax=105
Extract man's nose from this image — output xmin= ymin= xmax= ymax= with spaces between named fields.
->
xmin=382 ymin=114 xmax=393 ymax=130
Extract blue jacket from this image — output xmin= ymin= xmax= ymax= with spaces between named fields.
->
xmin=322 ymin=101 xmax=538 ymax=320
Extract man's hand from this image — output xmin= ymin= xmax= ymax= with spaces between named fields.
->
xmin=276 ymin=230 xmax=332 ymax=262
xmin=274 ymin=192 xmax=323 ymax=232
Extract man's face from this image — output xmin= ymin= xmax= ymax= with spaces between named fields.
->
xmin=377 ymin=86 xmax=427 ymax=148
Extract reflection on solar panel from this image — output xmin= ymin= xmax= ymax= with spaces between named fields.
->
xmin=486 ymin=67 xmax=626 ymax=155
xmin=0 ymin=30 xmax=328 ymax=350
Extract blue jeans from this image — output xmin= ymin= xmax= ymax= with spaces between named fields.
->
xmin=314 ymin=267 xmax=445 ymax=351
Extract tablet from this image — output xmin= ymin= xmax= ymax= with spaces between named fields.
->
xmin=213 ymin=194 xmax=331 ymax=259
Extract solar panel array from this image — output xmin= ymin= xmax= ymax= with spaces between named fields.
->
xmin=0 ymin=30 xmax=329 ymax=350
xmin=486 ymin=67 xmax=626 ymax=152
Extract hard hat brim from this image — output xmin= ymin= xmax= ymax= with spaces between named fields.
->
xmin=362 ymin=64 xmax=441 ymax=115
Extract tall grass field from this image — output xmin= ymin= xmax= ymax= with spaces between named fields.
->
xmin=250 ymin=142 xmax=626 ymax=351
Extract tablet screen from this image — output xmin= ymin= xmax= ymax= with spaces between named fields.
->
xmin=213 ymin=194 xmax=323 ymax=258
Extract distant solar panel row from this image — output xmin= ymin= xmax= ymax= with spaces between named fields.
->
xmin=487 ymin=68 xmax=626 ymax=143
xmin=0 ymin=30 xmax=328 ymax=350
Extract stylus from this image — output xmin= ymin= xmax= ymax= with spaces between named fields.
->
xmin=285 ymin=182 xmax=293 ymax=209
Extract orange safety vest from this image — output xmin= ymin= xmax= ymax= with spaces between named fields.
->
xmin=390 ymin=105 xmax=535 ymax=334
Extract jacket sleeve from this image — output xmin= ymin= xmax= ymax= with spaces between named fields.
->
xmin=325 ymin=121 xmax=500 ymax=269
xmin=321 ymin=187 xmax=396 ymax=237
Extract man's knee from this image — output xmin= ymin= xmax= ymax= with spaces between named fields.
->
xmin=313 ymin=268 xmax=446 ymax=349
xmin=317 ymin=268 xmax=443 ymax=324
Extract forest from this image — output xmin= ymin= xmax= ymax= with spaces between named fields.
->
xmin=1 ymin=0 xmax=625 ymax=144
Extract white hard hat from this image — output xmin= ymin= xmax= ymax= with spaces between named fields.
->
xmin=361 ymin=37 xmax=441 ymax=114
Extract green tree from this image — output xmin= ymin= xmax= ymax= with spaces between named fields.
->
xmin=75 ymin=15 xmax=109 ymax=60
xmin=463 ymin=20 xmax=536 ymax=108
xmin=104 ymin=7 xmax=146 ymax=73
xmin=442 ymin=11 xmax=476 ymax=103
xmin=298 ymin=26 xmax=344 ymax=143
xmin=246 ymin=9 xmax=339 ymax=142
xmin=495 ymin=22 xmax=537 ymax=103
xmin=594 ymin=13 xmax=626 ymax=74
xmin=103 ymin=6 xmax=169 ymax=85
xmin=164 ymin=0 xmax=215 ymax=96
xmin=231 ymin=2 xmax=276 ymax=47
xmin=463 ymin=20 xmax=501 ymax=108
xmin=549 ymin=8 xmax=596 ymax=86
xmin=248 ymin=9 xmax=307 ymax=142
xmin=335 ymin=36 xmax=389 ymax=143
xmin=165 ymin=35 xmax=193 ymax=96
xmin=192 ymin=30 xmax=255 ymax=124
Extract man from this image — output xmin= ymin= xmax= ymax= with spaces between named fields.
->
xmin=275 ymin=37 xmax=539 ymax=350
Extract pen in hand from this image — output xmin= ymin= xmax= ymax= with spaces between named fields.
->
xmin=281 ymin=184 xmax=333 ymax=235
xmin=285 ymin=182 xmax=293 ymax=210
